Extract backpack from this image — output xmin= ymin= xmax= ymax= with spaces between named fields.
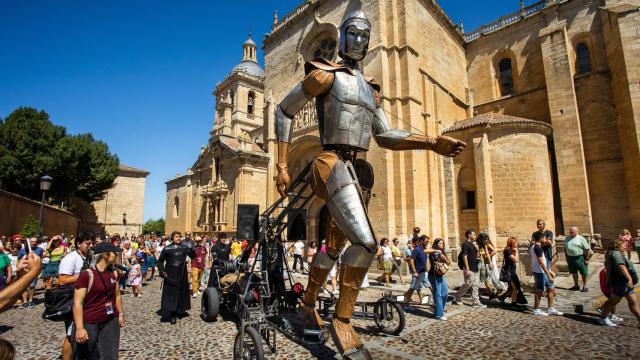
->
xmin=457 ymin=251 xmax=465 ymax=270
xmin=42 ymin=268 xmax=100 ymax=322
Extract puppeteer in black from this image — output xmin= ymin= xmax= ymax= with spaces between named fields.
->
xmin=157 ymin=232 xmax=195 ymax=323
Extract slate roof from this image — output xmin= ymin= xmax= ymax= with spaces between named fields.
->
xmin=442 ymin=113 xmax=551 ymax=134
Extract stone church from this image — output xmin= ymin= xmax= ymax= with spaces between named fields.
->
xmin=166 ymin=0 xmax=640 ymax=250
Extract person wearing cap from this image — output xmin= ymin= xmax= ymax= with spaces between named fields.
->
xmin=157 ymin=231 xmax=195 ymax=324
xmin=190 ymin=236 xmax=208 ymax=298
xmin=58 ymin=232 xmax=94 ymax=360
xmin=71 ymin=241 xmax=124 ymax=360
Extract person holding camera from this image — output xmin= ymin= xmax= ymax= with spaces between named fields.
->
xmin=71 ymin=242 xmax=124 ymax=360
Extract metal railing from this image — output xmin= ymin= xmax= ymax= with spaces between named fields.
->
xmin=463 ymin=0 xmax=556 ymax=42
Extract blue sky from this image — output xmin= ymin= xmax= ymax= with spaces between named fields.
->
xmin=0 ymin=1 xmax=528 ymax=221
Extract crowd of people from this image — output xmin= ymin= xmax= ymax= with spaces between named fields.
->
xmin=1 ymin=221 xmax=639 ymax=358
xmin=352 ymin=221 xmax=640 ymax=326
xmin=0 ymin=230 xmax=254 ymax=359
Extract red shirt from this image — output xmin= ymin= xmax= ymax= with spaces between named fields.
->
xmin=193 ymin=245 xmax=208 ymax=270
xmin=75 ymin=268 xmax=119 ymax=323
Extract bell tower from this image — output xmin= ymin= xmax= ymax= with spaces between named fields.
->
xmin=242 ymin=34 xmax=258 ymax=63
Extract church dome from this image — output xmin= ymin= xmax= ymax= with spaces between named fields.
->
xmin=231 ymin=60 xmax=264 ymax=77
xmin=230 ymin=34 xmax=263 ymax=78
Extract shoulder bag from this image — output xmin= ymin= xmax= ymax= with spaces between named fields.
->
xmin=433 ymin=252 xmax=449 ymax=276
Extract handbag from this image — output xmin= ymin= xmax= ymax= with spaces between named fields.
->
xmin=499 ymin=267 xmax=511 ymax=283
xmin=499 ymin=254 xmax=511 ymax=283
xmin=377 ymin=257 xmax=385 ymax=271
xmin=434 ymin=261 xmax=449 ymax=276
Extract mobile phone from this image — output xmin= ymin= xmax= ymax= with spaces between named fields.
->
xmin=23 ymin=238 xmax=30 ymax=255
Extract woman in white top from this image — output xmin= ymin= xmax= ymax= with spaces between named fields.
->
xmin=376 ymin=238 xmax=394 ymax=287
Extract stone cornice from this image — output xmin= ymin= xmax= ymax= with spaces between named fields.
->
xmin=264 ymin=0 xmax=321 ymax=47
xmin=214 ymin=71 xmax=264 ymax=96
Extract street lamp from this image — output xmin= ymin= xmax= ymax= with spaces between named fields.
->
xmin=37 ymin=175 xmax=53 ymax=241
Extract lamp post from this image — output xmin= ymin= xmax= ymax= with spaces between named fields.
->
xmin=122 ymin=212 xmax=127 ymax=236
xmin=37 ymin=175 xmax=53 ymax=241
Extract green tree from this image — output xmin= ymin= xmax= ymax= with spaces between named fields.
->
xmin=142 ymin=218 xmax=165 ymax=235
xmin=20 ymin=215 xmax=39 ymax=238
xmin=0 ymin=108 xmax=65 ymax=200
xmin=0 ymin=107 xmax=119 ymax=203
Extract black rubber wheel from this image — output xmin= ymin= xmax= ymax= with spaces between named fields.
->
xmin=201 ymin=287 xmax=220 ymax=322
xmin=233 ymin=326 xmax=264 ymax=360
xmin=374 ymin=300 xmax=405 ymax=335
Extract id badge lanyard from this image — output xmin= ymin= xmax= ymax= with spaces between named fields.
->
xmin=94 ymin=267 xmax=116 ymax=316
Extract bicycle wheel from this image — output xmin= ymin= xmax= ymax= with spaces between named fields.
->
xmin=373 ymin=300 xmax=405 ymax=335
xmin=233 ymin=326 xmax=264 ymax=360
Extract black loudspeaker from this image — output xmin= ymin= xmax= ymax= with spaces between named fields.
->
xmin=287 ymin=209 xmax=307 ymax=241
xmin=236 ymin=204 xmax=259 ymax=240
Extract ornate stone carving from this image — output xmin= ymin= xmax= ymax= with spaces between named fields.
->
xmin=292 ymin=98 xmax=318 ymax=131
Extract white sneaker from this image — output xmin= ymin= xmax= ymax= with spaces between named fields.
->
xmin=599 ymin=317 xmax=617 ymax=327
xmin=471 ymin=303 xmax=487 ymax=308
xmin=533 ymin=308 xmax=549 ymax=316
xmin=609 ymin=314 xmax=624 ymax=322
xmin=548 ymin=308 xmax=564 ymax=316
xmin=192 ymin=294 xmax=197 ymax=298
xmin=435 ymin=316 xmax=448 ymax=321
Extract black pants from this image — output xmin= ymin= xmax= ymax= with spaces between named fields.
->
xmin=71 ymin=316 xmax=120 ymax=360
xmin=293 ymin=254 xmax=304 ymax=271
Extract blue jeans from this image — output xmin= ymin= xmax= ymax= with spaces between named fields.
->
xmin=428 ymin=272 xmax=448 ymax=318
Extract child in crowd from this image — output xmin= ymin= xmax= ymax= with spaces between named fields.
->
xmin=127 ymin=257 xmax=143 ymax=297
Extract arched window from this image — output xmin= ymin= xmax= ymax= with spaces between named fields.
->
xmin=576 ymin=42 xmax=591 ymax=74
xmin=173 ymin=196 xmax=180 ymax=218
xmin=498 ymin=58 xmax=515 ymax=96
xmin=247 ymin=92 xmax=255 ymax=115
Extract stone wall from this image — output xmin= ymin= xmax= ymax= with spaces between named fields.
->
xmin=165 ymin=176 xmax=190 ymax=233
xmin=489 ymin=129 xmax=555 ymax=245
xmin=89 ymin=173 xmax=147 ymax=236
xmin=600 ymin=0 xmax=640 ymax=232
xmin=0 ymin=189 xmax=80 ymax=237
xmin=464 ymin=0 xmax=640 ymax=237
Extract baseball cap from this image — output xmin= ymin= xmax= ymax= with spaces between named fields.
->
xmin=93 ymin=242 xmax=123 ymax=254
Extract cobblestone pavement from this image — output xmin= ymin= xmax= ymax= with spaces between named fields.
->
xmin=2 ymin=255 xmax=640 ymax=359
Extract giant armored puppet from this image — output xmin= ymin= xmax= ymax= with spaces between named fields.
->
xmin=275 ymin=10 xmax=466 ymax=359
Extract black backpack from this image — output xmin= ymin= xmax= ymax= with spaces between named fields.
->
xmin=42 ymin=252 xmax=91 ymax=322
xmin=42 ymin=285 xmax=75 ymax=321
xmin=457 ymin=251 xmax=465 ymax=270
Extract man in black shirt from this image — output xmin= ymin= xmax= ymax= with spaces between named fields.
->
xmin=532 ymin=219 xmax=554 ymax=270
xmin=453 ymin=230 xmax=485 ymax=307
xmin=211 ymin=234 xmax=231 ymax=262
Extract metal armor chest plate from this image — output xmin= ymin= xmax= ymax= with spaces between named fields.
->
xmin=316 ymin=70 xmax=377 ymax=150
